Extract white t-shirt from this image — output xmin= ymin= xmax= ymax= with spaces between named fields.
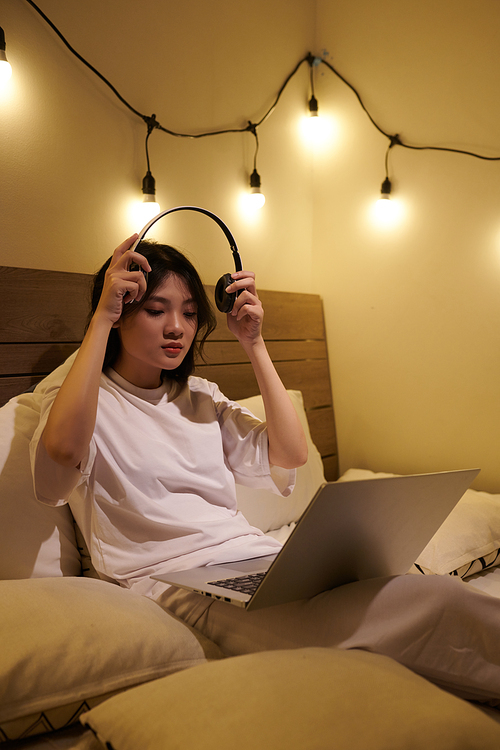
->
xmin=30 ymin=361 xmax=293 ymax=593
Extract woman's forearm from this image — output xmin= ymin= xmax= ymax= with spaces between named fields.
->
xmin=41 ymin=234 xmax=148 ymax=468
xmin=244 ymin=337 xmax=308 ymax=470
xmin=41 ymin=316 xmax=111 ymax=468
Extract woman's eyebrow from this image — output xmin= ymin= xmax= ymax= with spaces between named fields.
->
xmin=148 ymin=294 xmax=197 ymax=305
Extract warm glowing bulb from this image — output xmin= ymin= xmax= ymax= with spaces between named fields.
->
xmin=133 ymin=170 xmax=161 ymax=227
xmin=238 ymin=190 xmax=266 ymax=219
xmin=300 ymin=113 xmax=332 ymax=148
xmin=247 ymin=188 xmax=266 ymax=210
xmin=370 ymin=194 xmax=404 ymax=228
xmin=132 ymin=197 xmax=161 ymax=229
xmin=370 ymin=177 xmax=399 ymax=227
xmin=246 ymin=169 xmax=265 ymax=210
xmin=0 ymin=29 xmax=11 ymax=84
xmin=0 ymin=59 xmax=12 ymax=84
xmin=374 ymin=195 xmax=393 ymax=217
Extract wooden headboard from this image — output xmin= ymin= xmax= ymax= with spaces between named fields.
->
xmin=0 ymin=266 xmax=338 ymax=481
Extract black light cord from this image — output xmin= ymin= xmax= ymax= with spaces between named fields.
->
xmin=25 ymin=0 xmax=308 ymax=141
xmin=24 ymin=0 xmax=145 ymax=121
xmin=319 ymin=57 xmax=500 ymax=162
xmin=24 ymin=0 xmax=500 ymax=173
xmin=254 ymin=55 xmax=310 ymax=128
xmin=309 ymin=61 xmax=315 ymax=99
xmin=144 ymin=115 xmax=158 ymax=172
xmin=384 ymin=143 xmax=392 ymax=180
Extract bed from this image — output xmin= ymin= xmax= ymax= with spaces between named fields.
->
xmin=1 ymin=264 xmax=500 ymax=749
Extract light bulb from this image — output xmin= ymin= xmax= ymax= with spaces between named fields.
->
xmin=305 ymin=95 xmax=321 ymax=138
xmin=300 ymin=115 xmax=330 ymax=147
xmin=131 ymin=197 xmax=160 ymax=230
xmin=247 ymin=169 xmax=265 ymax=210
xmin=248 ymin=188 xmax=266 ymax=210
xmin=375 ymin=178 xmax=393 ymax=219
xmin=140 ymin=196 xmax=161 ymax=221
xmin=373 ymin=195 xmax=394 ymax=222
xmin=379 ymin=177 xmax=392 ymax=199
xmin=300 ymin=95 xmax=333 ymax=148
xmin=0 ymin=28 xmax=12 ymax=84
xmin=0 ymin=58 xmax=12 ymax=83
xmin=141 ymin=171 xmax=160 ymax=215
xmin=308 ymin=95 xmax=319 ymax=118
xmin=370 ymin=178 xmax=404 ymax=228
xmin=131 ymin=171 xmax=161 ymax=229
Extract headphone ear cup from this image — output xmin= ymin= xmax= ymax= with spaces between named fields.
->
xmin=215 ymin=273 xmax=236 ymax=313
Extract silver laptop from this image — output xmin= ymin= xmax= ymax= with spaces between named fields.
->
xmin=152 ymin=468 xmax=479 ymax=611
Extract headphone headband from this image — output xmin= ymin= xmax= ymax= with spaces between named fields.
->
xmin=131 ymin=206 xmax=243 ymax=272
xmin=130 ymin=205 xmax=243 ymax=312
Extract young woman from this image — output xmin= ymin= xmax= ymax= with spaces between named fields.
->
xmin=31 ymin=235 xmax=500 ymax=707
xmin=31 ymin=234 xmax=307 ymax=594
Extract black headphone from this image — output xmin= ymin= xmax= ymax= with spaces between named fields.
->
xmin=130 ymin=206 xmax=243 ymax=313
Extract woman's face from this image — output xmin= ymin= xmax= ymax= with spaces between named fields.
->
xmin=113 ymin=273 xmax=198 ymax=388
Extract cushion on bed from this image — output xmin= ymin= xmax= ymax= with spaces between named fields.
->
xmin=338 ymin=468 xmax=500 ymax=579
xmin=0 ymin=392 xmax=81 ymax=580
xmin=235 ymin=391 xmax=325 ymax=533
xmin=0 ymin=577 xmax=222 ymax=743
xmin=80 ymin=647 xmax=500 ymax=750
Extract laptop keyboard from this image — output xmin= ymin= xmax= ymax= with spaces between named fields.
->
xmin=207 ymin=572 xmax=265 ymax=595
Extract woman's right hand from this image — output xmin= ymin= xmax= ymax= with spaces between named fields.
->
xmin=41 ymin=235 xmax=151 ymax=468
xmin=95 ymin=235 xmax=152 ymax=325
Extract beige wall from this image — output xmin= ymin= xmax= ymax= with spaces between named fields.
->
xmin=0 ymin=0 xmax=316 ymax=290
xmin=314 ymin=0 xmax=500 ymax=490
xmin=3 ymin=1 xmax=500 ymax=490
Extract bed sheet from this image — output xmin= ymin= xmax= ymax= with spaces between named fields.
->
xmin=464 ymin=566 xmax=500 ymax=598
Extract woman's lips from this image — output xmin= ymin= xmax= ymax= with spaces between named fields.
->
xmin=162 ymin=343 xmax=183 ymax=355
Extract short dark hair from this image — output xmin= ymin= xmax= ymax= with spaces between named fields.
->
xmin=88 ymin=241 xmax=217 ymax=385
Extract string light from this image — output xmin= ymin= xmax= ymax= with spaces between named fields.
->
xmin=378 ymin=142 xmax=395 ymax=204
xmin=244 ymin=124 xmax=265 ymax=210
xmin=371 ymin=141 xmax=402 ymax=227
xmin=247 ymin=169 xmax=266 ymax=210
xmin=304 ymin=55 xmax=320 ymax=134
xmin=372 ymin=178 xmax=398 ymax=226
xmin=300 ymin=55 xmax=333 ymax=148
xmin=20 ymin=0 xmax=500 ymax=218
xmin=134 ymin=115 xmax=161 ymax=225
xmin=379 ymin=177 xmax=392 ymax=200
xmin=0 ymin=28 xmax=12 ymax=84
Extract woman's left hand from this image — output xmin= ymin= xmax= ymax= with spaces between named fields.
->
xmin=225 ymin=271 xmax=264 ymax=348
xmin=225 ymin=271 xmax=308 ymax=470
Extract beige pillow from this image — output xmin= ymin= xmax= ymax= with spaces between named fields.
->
xmin=235 ymin=391 xmax=326 ymax=533
xmin=0 ymin=577 xmax=222 ymax=743
xmin=81 ymin=648 xmax=500 ymax=750
xmin=0 ymin=392 xmax=81 ymax=580
xmin=338 ymin=468 xmax=500 ymax=578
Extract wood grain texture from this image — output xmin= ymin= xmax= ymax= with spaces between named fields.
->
xmin=0 ymin=266 xmax=91 ymax=343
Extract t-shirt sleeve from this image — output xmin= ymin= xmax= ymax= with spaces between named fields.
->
xmin=212 ymin=384 xmax=296 ymax=497
xmin=29 ymin=378 xmax=95 ymax=507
